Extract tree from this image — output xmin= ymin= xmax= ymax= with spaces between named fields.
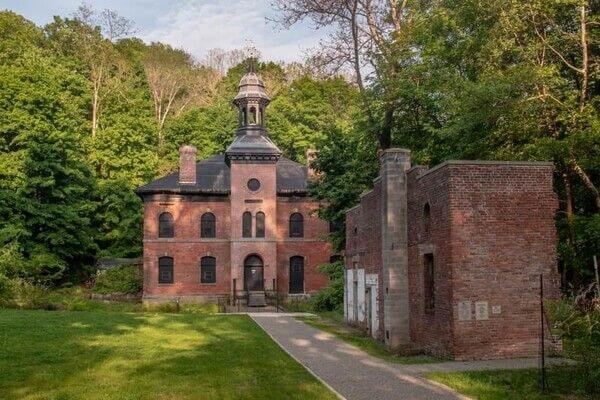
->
xmin=0 ymin=30 xmax=97 ymax=283
xmin=141 ymin=43 xmax=220 ymax=147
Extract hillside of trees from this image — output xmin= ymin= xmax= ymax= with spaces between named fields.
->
xmin=0 ymin=1 xmax=597 ymax=292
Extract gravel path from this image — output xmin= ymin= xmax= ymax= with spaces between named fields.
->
xmin=250 ymin=314 xmax=467 ymax=400
xmin=250 ymin=314 xmax=564 ymax=400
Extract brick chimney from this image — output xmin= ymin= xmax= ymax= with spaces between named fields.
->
xmin=179 ymin=145 xmax=197 ymax=185
xmin=306 ymin=148 xmax=318 ymax=179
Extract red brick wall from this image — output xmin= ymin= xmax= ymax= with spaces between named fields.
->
xmin=143 ymin=196 xmax=231 ymax=300
xmin=346 ymin=159 xmax=559 ymax=359
xmin=407 ymin=166 xmax=455 ymax=357
xmin=345 ymin=180 xmax=384 ymax=338
xmin=446 ymin=163 xmax=559 ymax=359
xmin=141 ymin=189 xmax=332 ymax=300
xmin=277 ymin=198 xmax=331 ymax=294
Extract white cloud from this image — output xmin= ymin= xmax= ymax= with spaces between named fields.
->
xmin=141 ymin=0 xmax=326 ymax=62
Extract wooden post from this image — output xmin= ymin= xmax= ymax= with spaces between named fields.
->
xmin=540 ymin=274 xmax=547 ymax=391
xmin=593 ymin=255 xmax=599 ymax=297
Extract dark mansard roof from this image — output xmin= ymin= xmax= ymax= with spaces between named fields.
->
xmin=136 ymin=155 xmax=308 ymax=196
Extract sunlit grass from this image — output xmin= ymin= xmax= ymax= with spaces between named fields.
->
xmin=426 ymin=368 xmax=592 ymax=400
xmin=0 ymin=309 xmax=337 ymax=400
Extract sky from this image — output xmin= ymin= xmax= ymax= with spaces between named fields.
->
xmin=0 ymin=0 xmax=329 ymax=63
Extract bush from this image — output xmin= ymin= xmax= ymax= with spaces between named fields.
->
xmin=93 ymin=266 xmax=142 ymax=295
xmin=312 ymin=261 xmax=344 ymax=312
xmin=0 ymin=273 xmax=14 ymax=303
xmin=548 ymin=286 xmax=600 ymax=395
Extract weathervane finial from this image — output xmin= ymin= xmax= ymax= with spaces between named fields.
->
xmin=244 ymin=41 xmax=259 ymax=73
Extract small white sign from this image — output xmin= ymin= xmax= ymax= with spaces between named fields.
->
xmin=475 ymin=301 xmax=489 ymax=320
xmin=491 ymin=305 xmax=502 ymax=315
xmin=366 ymin=274 xmax=378 ymax=285
xmin=458 ymin=301 xmax=472 ymax=321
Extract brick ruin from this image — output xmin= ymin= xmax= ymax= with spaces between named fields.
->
xmin=345 ymin=149 xmax=560 ymax=360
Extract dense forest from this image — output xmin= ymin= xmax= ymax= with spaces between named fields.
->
xmin=0 ymin=1 xmax=598 ymax=293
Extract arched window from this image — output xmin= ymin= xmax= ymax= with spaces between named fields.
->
xmin=200 ymin=256 xmax=216 ymax=283
xmin=255 ymin=212 xmax=265 ymax=238
xmin=200 ymin=212 xmax=216 ymax=238
xmin=289 ymin=256 xmax=304 ymax=294
xmin=242 ymin=107 xmax=247 ymax=125
xmin=249 ymin=106 xmax=257 ymax=124
xmin=242 ymin=212 xmax=252 ymax=238
xmin=158 ymin=257 xmax=173 ymax=284
xmin=289 ymin=213 xmax=304 ymax=238
xmin=158 ymin=212 xmax=174 ymax=238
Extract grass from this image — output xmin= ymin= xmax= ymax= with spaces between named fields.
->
xmin=426 ymin=367 xmax=593 ymax=400
xmin=297 ymin=312 xmax=437 ymax=365
xmin=0 ymin=309 xmax=337 ymax=400
xmin=2 ymin=285 xmax=219 ymax=314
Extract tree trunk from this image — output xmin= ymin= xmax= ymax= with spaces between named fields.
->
xmin=379 ymin=107 xmax=394 ymax=149
xmin=571 ymin=157 xmax=600 ymax=210
xmin=91 ymin=83 xmax=99 ymax=137
xmin=579 ymin=4 xmax=588 ymax=113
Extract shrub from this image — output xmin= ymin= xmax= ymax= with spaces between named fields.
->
xmin=93 ymin=266 xmax=142 ymax=295
xmin=0 ymin=273 xmax=13 ymax=303
xmin=548 ymin=285 xmax=600 ymax=395
xmin=312 ymin=261 xmax=344 ymax=312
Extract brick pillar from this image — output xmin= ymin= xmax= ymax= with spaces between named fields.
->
xmin=179 ymin=145 xmax=197 ymax=185
xmin=380 ymin=148 xmax=411 ymax=348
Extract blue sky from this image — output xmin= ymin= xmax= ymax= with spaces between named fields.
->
xmin=0 ymin=0 xmax=328 ymax=62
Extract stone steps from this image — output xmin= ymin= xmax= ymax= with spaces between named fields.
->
xmin=247 ymin=291 xmax=267 ymax=307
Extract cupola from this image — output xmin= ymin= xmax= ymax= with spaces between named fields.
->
xmin=225 ymin=57 xmax=281 ymax=163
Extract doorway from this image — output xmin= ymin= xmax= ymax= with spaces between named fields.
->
xmin=244 ymin=255 xmax=264 ymax=291
xmin=289 ymin=256 xmax=304 ymax=294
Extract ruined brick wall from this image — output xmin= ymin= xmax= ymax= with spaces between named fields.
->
xmin=345 ymin=180 xmax=384 ymax=338
xmin=142 ymin=196 xmax=231 ymax=301
xmin=407 ymin=166 xmax=455 ymax=357
xmin=447 ymin=162 xmax=559 ymax=360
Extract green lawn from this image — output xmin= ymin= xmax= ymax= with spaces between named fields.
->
xmin=296 ymin=314 xmax=436 ymax=364
xmin=0 ymin=309 xmax=337 ymax=400
xmin=427 ymin=368 xmax=592 ymax=400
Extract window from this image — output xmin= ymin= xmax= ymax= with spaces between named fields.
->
xmin=424 ymin=253 xmax=435 ymax=311
xmin=242 ymin=107 xmax=247 ymax=125
xmin=242 ymin=211 xmax=252 ymax=238
xmin=249 ymin=106 xmax=257 ymax=124
xmin=289 ymin=256 xmax=304 ymax=294
xmin=255 ymin=212 xmax=265 ymax=238
xmin=200 ymin=256 xmax=216 ymax=284
xmin=289 ymin=213 xmax=304 ymax=238
xmin=423 ymin=203 xmax=431 ymax=234
xmin=200 ymin=212 xmax=216 ymax=238
xmin=329 ymin=255 xmax=342 ymax=264
xmin=158 ymin=212 xmax=174 ymax=238
xmin=158 ymin=257 xmax=173 ymax=284
xmin=247 ymin=178 xmax=261 ymax=191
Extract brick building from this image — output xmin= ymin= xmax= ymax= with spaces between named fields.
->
xmin=137 ymin=70 xmax=331 ymax=305
xmin=344 ymin=149 xmax=560 ymax=360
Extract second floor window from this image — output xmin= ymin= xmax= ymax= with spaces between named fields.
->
xmin=200 ymin=212 xmax=216 ymax=238
xmin=255 ymin=212 xmax=265 ymax=238
xmin=242 ymin=212 xmax=252 ymax=238
xmin=289 ymin=213 xmax=304 ymax=238
xmin=158 ymin=212 xmax=174 ymax=238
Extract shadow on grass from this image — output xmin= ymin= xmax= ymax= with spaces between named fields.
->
xmin=0 ymin=309 xmax=336 ymax=400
